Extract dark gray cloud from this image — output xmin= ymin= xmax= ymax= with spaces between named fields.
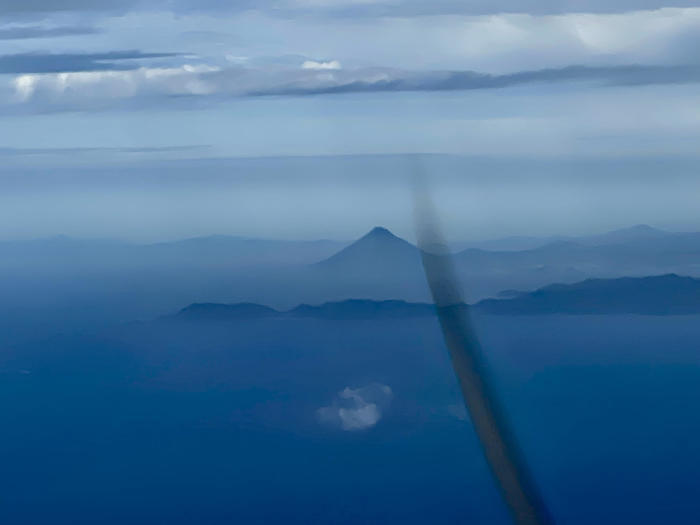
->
xmin=0 ymin=50 xmax=180 ymax=74
xmin=0 ymin=0 xmax=137 ymax=14
xmin=0 ymin=25 xmax=99 ymax=40
xmin=1 ymin=0 xmax=698 ymax=16
xmin=0 ymin=145 xmax=209 ymax=156
xmin=244 ymin=64 xmax=700 ymax=97
xmin=303 ymin=0 xmax=700 ymax=18
xmin=453 ymin=65 xmax=700 ymax=89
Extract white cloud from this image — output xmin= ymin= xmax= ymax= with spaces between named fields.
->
xmin=8 ymin=64 xmax=221 ymax=105
xmin=90 ymin=7 xmax=700 ymax=75
xmin=12 ymin=75 xmax=38 ymax=101
xmin=8 ymin=60 xmax=700 ymax=114
xmin=301 ymin=59 xmax=342 ymax=70
xmin=317 ymin=383 xmax=393 ymax=431
xmin=225 ymin=55 xmax=249 ymax=63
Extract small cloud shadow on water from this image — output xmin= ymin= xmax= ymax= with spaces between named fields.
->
xmin=447 ymin=403 xmax=468 ymax=421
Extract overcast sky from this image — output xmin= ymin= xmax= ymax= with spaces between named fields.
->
xmin=1 ymin=1 xmax=700 ymax=239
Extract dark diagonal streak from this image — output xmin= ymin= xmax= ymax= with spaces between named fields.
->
xmin=414 ymin=182 xmax=554 ymax=525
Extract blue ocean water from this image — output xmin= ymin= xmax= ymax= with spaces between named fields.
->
xmin=2 ymin=315 xmax=700 ymax=524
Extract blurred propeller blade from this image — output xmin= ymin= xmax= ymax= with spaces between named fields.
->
xmin=414 ymin=175 xmax=555 ymax=525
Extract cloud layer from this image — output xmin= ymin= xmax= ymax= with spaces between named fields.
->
xmin=0 ymin=25 xmax=99 ymax=40
xmin=0 ymin=51 xmax=179 ymax=74
xmin=2 ymin=6 xmax=700 ymax=114
xmin=6 ymin=60 xmax=700 ymax=112
xmin=2 ymin=1 xmax=700 ymax=161
xmin=5 ymin=0 xmax=700 ymax=16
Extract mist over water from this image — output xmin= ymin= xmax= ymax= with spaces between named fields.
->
xmin=2 ymin=154 xmax=700 ymax=242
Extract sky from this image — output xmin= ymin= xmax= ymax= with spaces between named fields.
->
xmin=1 ymin=1 xmax=700 ymax=240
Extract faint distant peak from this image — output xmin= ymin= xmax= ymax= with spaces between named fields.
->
xmin=355 ymin=227 xmax=414 ymax=247
xmin=334 ymin=226 xmax=412 ymax=251
xmin=584 ymin=223 xmax=671 ymax=246
xmin=613 ymin=224 xmax=665 ymax=234
xmin=315 ymin=226 xmax=418 ymax=268
xmin=364 ymin=226 xmax=397 ymax=239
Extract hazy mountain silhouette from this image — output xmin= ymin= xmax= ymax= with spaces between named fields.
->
xmin=581 ymin=224 xmax=670 ymax=246
xmin=478 ymin=274 xmax=700 ymax=315
xmin=143 ymin=235 xmax=345 ymax=267
xmin=0 ymin=234 xmax=346 ymax=271
xmin=313 ymin=224 xmax=700 ymax=305
xmin=6 ymin=224 xmax=700 ymax=337
xmin=173 ymin=274 xmax=700 ymax=319
xmin=316 ymin=226 xmax=420 ymax=273
xmin=290 ymin=299 xmax=441 ymax=319
xmin=173 ymin=299 xmax=439 ymax=321
xmin=308 ymin=227 xmax=429 ymax=302
xmin=454 ymin=224 xmax=674 ymax=252
xmin=175 ymin=302 xmax=278 ymax=320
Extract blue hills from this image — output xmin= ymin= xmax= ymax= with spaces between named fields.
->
xmin=6 ymin=224 xmax=700 ymax=333
xmin=173 ymin=274 xmax=700 ymax=319
xmin=174 ymin=298 xmax=440 ymax=321
xmin=477 ymin=273 xmax=700 ymax=315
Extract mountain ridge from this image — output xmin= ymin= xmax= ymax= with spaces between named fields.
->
xmin=478 ymin=273 xmax=700 ymax=315
xmin=315 ymin=226 xmax=419 ymax=271
xmin=171 ymin=298 xmax=441 ymax=321
xmin=170 ymin=273 xmax=700 ymax=320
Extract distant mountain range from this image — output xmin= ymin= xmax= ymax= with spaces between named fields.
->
xmin=311 ymin=224 xmax=700 ymax=303
xmin=5 ymin=224 xmax=700 ymax=276
xmin=175 ymin=299 xmax=438 ymax=321
xmin=0 ymin=233 xmax=346 ymax=269
xmin=5 ymin=224 xmax=700 ymax=330
xmin=477 ymin=274 xmax=700 ymax=315
xmin=452 ymin=224 xmax=689 ymax=252
xmin=172 ymin=274 xmax=700 ymax=319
